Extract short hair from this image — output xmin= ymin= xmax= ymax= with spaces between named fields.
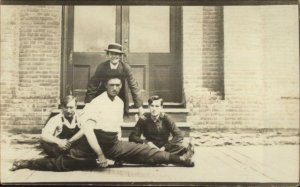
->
xmin=104 ymin=73 xmax=124 ymax=84
xmin=61 ymin=95 xmax=77 ymax=108
xmin=148 ymin=95 xmax=163 ymax=106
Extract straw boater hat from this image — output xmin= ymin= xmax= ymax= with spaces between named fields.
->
xmin=104 ymin=43 xmax=124 ymax=54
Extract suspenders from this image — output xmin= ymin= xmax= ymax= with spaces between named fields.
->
xmin=57 ymin=115 xmax=80 ymax=139
xmin=61 ymin=116 xmax=78 ymax=127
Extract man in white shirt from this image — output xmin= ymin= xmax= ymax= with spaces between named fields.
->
xmin=41 ymin=95 xmax=80 ymax=157
xmin=11 ymin=76 xmax=194 ymax=171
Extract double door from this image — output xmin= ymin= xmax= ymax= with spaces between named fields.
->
xmin=63 ymin=6 xmax=182 ymax=105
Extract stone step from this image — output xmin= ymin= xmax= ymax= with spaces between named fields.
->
xmin=51 ymin=108 xmax=190 ymax=137
xmin=76 ymin=102 xmax=185 ymax=109
xmin=121 ymin=122 xmax=190 ymax=138
xmin=125 ymin=108 xmax=189 ymax=122
xmin=52 ymin=108 xmax=189 ymax=122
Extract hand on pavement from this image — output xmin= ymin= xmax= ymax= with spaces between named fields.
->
xmin=96 ymin=154 xmax=108 ymax=168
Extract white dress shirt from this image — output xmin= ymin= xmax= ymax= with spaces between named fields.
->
xmin=79 ymin=91 xmax=124 ymax=135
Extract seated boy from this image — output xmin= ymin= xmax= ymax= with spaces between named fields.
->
xmin=129 ymin=95 xmax=193 ymax=156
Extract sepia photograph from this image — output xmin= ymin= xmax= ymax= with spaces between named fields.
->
xmin=0 ymin=0 xmax=299 ymax=185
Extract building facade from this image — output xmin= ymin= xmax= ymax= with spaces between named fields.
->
xmin=1 ymin=5 xmax=299 ymax=132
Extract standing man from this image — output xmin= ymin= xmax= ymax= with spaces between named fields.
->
xmin=11 ymin=76 xmax=194 ymax=171
xmin=129 ymin=96 xmax=193 ymax=156
xmin=85 ymin=43 xmax=144 ymax=117
xmin=41 ymin=95 xmax=80 ymax=157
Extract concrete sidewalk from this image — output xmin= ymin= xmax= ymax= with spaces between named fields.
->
xmin=1 ymin=130 xmax=299 ymax=184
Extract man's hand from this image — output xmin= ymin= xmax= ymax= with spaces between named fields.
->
xmin=96 ymin=154 xmax=108 ymax=168
xmin=61 ymin=140 xmax=72 ymax=150
xmin=159 ymin=146 xmax=166 ymax=151
xmin=56 ymin=139 xmax=69 ymax=149
xmin=147 ymin=141 xmax=159 ymax=149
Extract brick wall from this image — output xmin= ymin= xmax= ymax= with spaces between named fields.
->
xmin=183 ymin=5 xmax=299 ymax=128
xmin=260 ymin=6 xmax=299 ymax=128
xmin=224 ymin=6 xmax=265 ymax=128
xmin=1 ymin=6 xmax=62 ymax=132
xmin=183 ymin=6 xmax=225 ymax=127
xmin=224 ymin=5 xmax=299 ymax=128
xmin=1 ymin=6 xmax=20 ymax=130
xmin=1 ymin=5 xmax=298 ymax=131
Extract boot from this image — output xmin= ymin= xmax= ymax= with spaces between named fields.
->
xmin=170 ymin=154 xmax=195 ymax=167
xmin=10 ymin=160 xmax=30 ymax=171
xmin=179 ymin=156 xmax=195 ymax=167
xmin=182 ymin=137 xmax=195 ymax=160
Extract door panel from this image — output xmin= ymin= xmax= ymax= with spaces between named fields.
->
xmin=125 ymin=6 xmax=182 ymax=103
xmin=72 ymin=53 xmax=105 ymax=101
xmin=73 ymin=65 xmax=90 ymax=101
xmin=130 ymin=64 xmax=148 ymax=101
xmin=64 ymin=6 xmax=182 ymax=105
xmin=71 ymin=6 xmax=119 ymax=102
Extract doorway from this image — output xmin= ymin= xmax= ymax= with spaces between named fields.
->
xmin=62 ymin=5 xmax=183 ymax=106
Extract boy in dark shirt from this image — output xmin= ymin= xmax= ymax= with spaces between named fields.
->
xmin=129 ymin=96 xmax=194 ymax=156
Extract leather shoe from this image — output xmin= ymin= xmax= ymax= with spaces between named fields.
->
xmin=10 ymin=160 xmax=29 ymax=171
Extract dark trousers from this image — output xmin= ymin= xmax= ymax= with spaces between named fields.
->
xmin=28 ymin=134 xmax=171 ymax=171
xmin=41 ymin=141 xmax=68 ymax=158
xmin=164 ymin=142 xmax=187 ymax=156
xmin=106 ymin=141 xmax=170 ymax=165
xmin=28 ymin=155 xmax=97 ymax=171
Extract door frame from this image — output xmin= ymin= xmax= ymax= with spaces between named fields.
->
xmin=61 ymin=5 xmax=185 ymax=107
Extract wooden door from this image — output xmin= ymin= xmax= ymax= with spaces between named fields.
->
xmin=63 ymin=6 xmax=182 ymax=106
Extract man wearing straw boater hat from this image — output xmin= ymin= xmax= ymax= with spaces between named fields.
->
xmin=85 ymin=43 xmax=144 ymax=118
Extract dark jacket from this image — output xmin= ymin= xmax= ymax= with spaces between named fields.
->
xmin=129 ymin=113 xmax=184 ymax=148
xmin=85 ymin=60 xmax=143 ymax=114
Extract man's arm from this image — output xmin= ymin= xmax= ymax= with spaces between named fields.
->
xmin=165 ymin=115 xmax=184 ymax=144
xmin=128 ymin=118 xmax=146 ymax=144
xmin=123 ymin=63 xmax=143 ymax=108
xmin=41 ymin=118 xmax=69 ymax=149
xmin=42 ymin=131 xmax=69 ymax=148
xmin=69 ymin=103 xmax=98 ymax=144
xmin=68 ymin=128 xmax=85 ymax=143
xmin=82 ymin=120 xmax=108 ymax=167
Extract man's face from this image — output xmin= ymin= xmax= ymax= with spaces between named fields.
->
xmin=62 ymin=99 xmax=76 ymax=118
xmin=149 ymin=99 xmax=163 ymax=117
xmin=108 ymin=52 xmax=122 ymax=65
xmin=106 ymin=78 xmax=122 ymax=98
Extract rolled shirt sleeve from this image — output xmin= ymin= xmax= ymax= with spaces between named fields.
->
xmin=42 ymin=116 xmax=61 ymax=137
xmin=78 ymin=102 xmax=99 ymax=126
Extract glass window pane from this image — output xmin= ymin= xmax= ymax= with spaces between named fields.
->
xmin=129 ymin=6 xmax=170 ymax=53
xmin=74 ymin=6 xmax=116 ymax=52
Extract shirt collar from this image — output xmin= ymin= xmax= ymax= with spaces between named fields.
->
xmin=104 ymin=91 xmax=117 ymax=102
xmin=60 ymin=111 xmax=77 ymax=124
xmin=110 ymin=62 xmax=119 ymax=69
xmin=150 ymin=112 xmax=165 ymax=122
